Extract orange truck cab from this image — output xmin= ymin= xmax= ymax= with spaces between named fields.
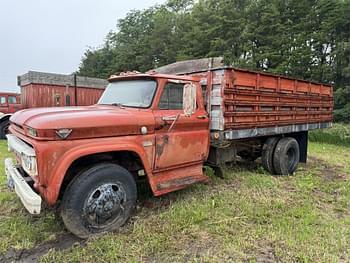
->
xmin=4 ymin=59 xmax=333 ymax=238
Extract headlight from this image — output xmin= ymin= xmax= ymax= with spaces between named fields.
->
xmin=28 ymin=127 xmax=37 ymax=137
xmin=21 ymin=153 xmax=38 ymax=176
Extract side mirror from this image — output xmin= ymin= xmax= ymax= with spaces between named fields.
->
xmin=183 ymin=83 xmax=196 ymax=116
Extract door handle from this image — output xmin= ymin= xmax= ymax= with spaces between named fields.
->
xmin=162 ymin=116 xmax=177 ymax=121
xmin=160 ymin=114 xmax=180 ymax=132
xmin=196 ymin=114 xmax=208 ymax=119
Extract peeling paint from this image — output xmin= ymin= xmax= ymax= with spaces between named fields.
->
xmin=155 ymin=134 xmax=169 ymax=157
xmin=157 ymin=176 xmax=197 ymax=190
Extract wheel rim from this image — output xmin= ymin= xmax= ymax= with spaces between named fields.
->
xmin=84 ymin=182 xmax=127 ymax=228
xmin=286 ymin=147 xmax=296 ymax=171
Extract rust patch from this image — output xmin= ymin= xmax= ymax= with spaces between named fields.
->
xmin=157 ymin=176 xmax=198 ymax=191
xmin=155 ymin=134 xmax=169 ymax=157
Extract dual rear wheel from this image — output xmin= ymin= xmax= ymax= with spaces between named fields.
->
xmin=262 ymin=137 xmax=300 ymax=175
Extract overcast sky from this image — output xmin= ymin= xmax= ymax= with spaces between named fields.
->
xmin=0 ymin=0 xmax=164 ymax=92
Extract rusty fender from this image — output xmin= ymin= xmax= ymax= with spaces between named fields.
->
xmin=44 ymin=139 xmax=154 ymax=205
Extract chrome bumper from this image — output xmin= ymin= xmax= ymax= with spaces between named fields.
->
xmin=4 ymin=158 xmax=41 ymax=214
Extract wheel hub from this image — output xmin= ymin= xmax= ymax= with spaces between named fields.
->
xmin=85 ymin=183 xmax=126 ymax=226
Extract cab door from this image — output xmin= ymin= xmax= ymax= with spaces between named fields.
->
xmin=0 ymin=95 xmax=8 ymax=113
xmin=7 ymin=95 xmax=21 ymax=113
xmin=153 ymin=80 xmax=209 ymax=170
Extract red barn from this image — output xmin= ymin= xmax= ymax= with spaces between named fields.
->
xmin=18 ymin=71 xmax=107 ymax=108
xmin=0 ymin=71 xmax=107 ymax=139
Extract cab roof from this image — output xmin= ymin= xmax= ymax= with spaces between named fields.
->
xmin=0 ymin=92 xmax=20 ymax=96
xmin=108 ymin=72 xmax=200 ymax=82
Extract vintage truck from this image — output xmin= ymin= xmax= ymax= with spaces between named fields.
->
xmin=0 ymin=71 xmax=107 ymax=139
xmin=4 ymin=58 xmax=333 ymax=238
xmin=0 ymin=92 xmax=22 ymax=138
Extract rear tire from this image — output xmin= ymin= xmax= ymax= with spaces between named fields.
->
xmin=0 ymin=120 xmax=10 ymax=139
xmin=60 ymin=163 xmax=137 ymax=238
xmin=261 ymin=137 xmax=279 ymax=174
xmin=273 ymin=137 xmax=300 ymax=175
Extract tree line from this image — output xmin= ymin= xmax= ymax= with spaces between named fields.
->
xmin=78 ymin=0 xmax=350 ymax=122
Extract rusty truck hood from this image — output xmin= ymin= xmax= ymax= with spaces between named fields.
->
xmin=10 ymin=106 xmax=155 ymax=140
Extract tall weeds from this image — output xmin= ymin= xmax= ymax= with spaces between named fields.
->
xmin=309 ymin=123 xmax=350 ymax=147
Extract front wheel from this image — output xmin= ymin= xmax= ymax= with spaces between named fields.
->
xmin=0 ymin=120 xmax=10 ymax=139
xmin=60 ymin=163 xmax=137 ymax=238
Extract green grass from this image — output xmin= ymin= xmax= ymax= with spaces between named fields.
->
xmin=0 ymin=140 xmax=350 ymax=262
xmin=0 ymin=141 xmax=63 ymax=254
xmin=309 ymin=123 xmax=350 ymax=147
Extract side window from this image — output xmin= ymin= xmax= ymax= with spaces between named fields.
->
xmin=0 ymin=96 xmax=6 ymax=104
xmin=201 ymin=85 xmax=207 ymax=110
xmin=159 ymin=82 xmax=184 ymax=110
xmin=65 ymin=95 xmax=71 ymax=106
xmin=8 ymin=96 xmax=17 ymax=104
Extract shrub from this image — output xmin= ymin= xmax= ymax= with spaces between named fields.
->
xmin=309 ymin=123 xmax=350 ymax=147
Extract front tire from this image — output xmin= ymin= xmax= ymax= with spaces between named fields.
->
xmin=60 ymin=163 xmax=137 ymax=238
xmin=0 ymin=120 xmax=10 ymax=139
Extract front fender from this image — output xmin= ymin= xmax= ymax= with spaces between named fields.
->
xmin=43 ymin=138 xmax=154 ymax=205
xmin=0 ymin=113 xmax=12 ymax=122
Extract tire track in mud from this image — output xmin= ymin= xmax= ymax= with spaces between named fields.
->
xmin=0 ymin=233 xmax=84 ymax=263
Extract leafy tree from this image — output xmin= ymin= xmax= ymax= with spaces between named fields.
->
xmin=77 ymin=0 xmax=350 ymax=122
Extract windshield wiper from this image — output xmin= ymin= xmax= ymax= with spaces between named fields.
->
xmin=111 ymin=102 xmax=125 ymax=109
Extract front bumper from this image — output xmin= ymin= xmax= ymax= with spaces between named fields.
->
xmin=4 ymin=158 xmax=41 ymax=214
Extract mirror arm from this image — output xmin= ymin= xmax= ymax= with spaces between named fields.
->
xmin=168 ymin=113 xmax=180 ymax=132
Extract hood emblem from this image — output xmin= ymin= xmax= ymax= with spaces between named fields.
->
xmin=56 ymin=128 xmax=72 ymax=139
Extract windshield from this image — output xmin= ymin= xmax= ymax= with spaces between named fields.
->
xmin=98 ymin=79 xmax=157 ymax=108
